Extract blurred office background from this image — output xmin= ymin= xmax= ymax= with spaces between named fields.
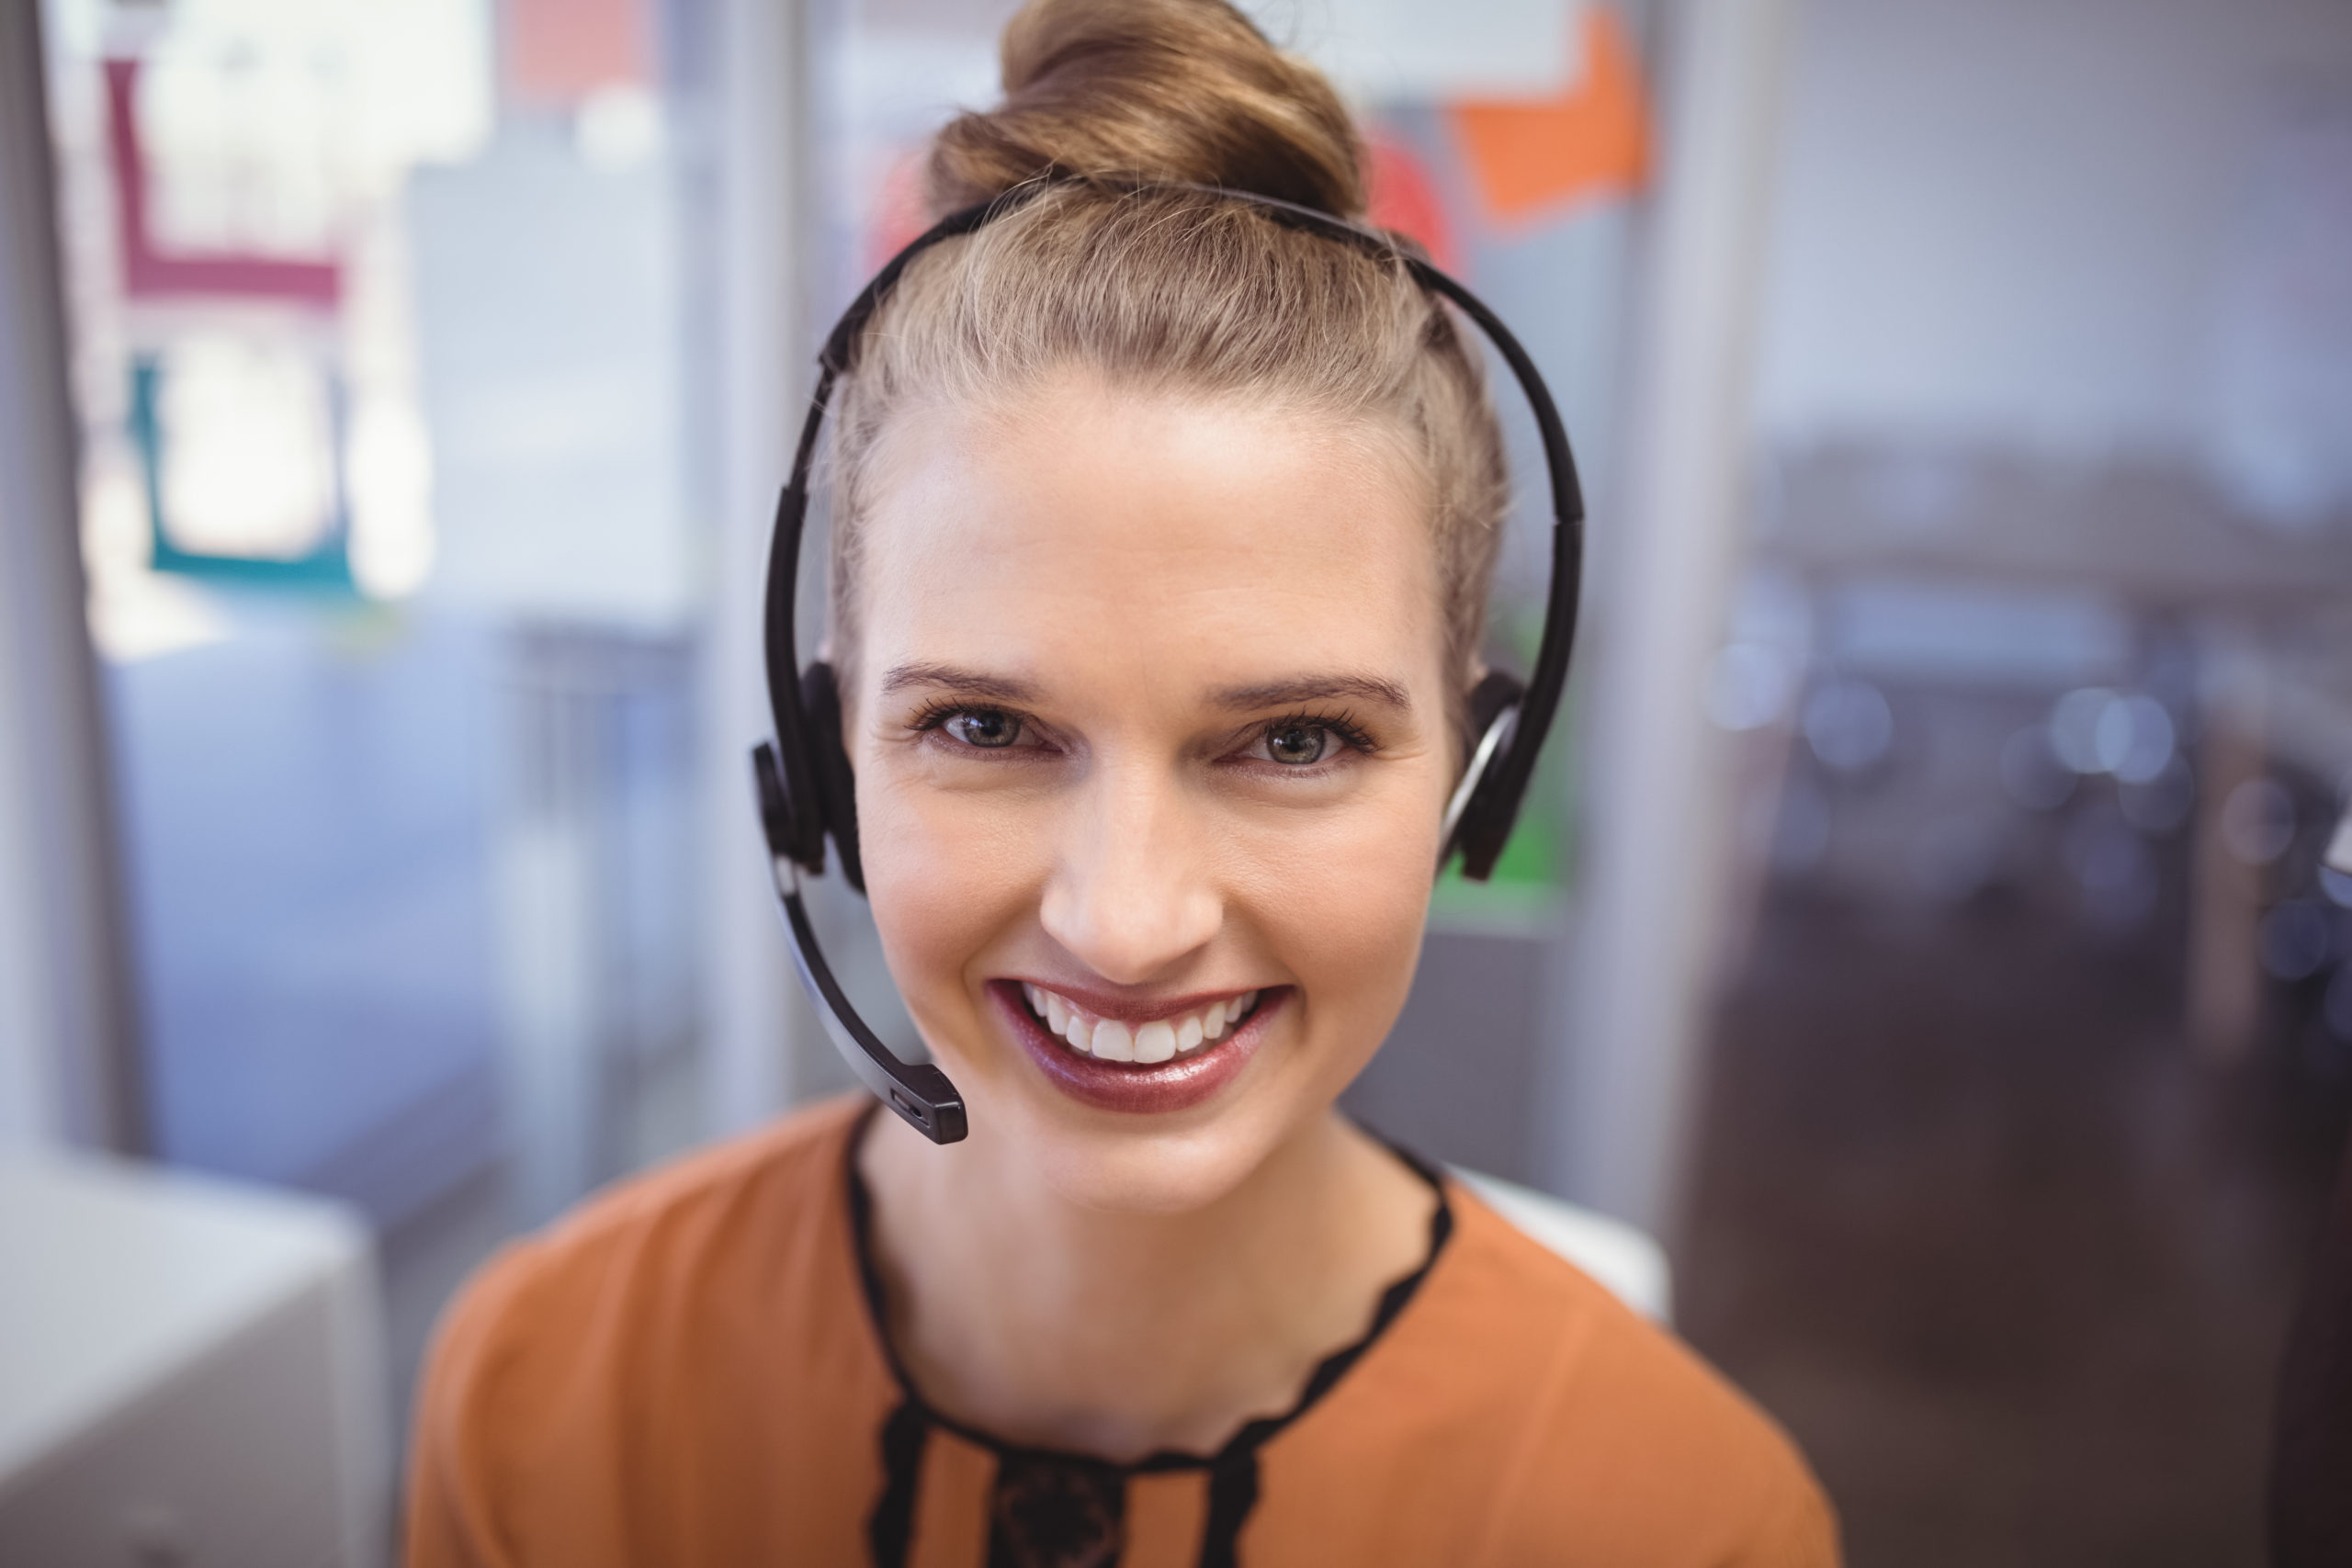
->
xmin=1 ymin=0 xmax=2347 ymax=1562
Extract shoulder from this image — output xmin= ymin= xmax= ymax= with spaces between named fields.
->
xmin=404 ymin=1097 xmax=874 ymax=1545
xmin=1442 ymin=1185 xmax=1839 ymax=1565
xmin=434 ymin=1094 xmax=867 ymax=1360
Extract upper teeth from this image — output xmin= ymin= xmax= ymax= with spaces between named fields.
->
xmin=1022 ymin=984 xmax=1260 ymax=1064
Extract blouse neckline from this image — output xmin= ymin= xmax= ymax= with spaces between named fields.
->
xmin=839 ymin=1101 xmax=1457 ymax=1476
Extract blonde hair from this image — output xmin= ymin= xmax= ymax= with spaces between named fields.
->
xmin=827 ymin=0 xmax=1509 ymax=723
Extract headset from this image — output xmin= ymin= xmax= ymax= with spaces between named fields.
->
xmin=752 ymin=174 xmax=1587 ymax=1145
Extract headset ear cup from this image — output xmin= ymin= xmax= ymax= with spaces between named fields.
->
xmin=1466 ymin=670 xmax=1526 ymax=743
xmin=798 ymin=661 xmax=866 ymax=894
xmin=1448 ymin=670 xmax=1531 ymax=877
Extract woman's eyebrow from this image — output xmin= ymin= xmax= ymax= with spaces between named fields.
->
xmin=1211 ymin=674 xmax=1412 ymax=712
xmin=878 ymin=662 xmax=1039 ymax=703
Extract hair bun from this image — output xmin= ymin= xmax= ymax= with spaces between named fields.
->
xmin=929 ymin=0 xmax=1364 ymax=220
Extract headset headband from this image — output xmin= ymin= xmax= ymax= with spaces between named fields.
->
xmin=753 ymin=173 xmax=1587 ymax=1143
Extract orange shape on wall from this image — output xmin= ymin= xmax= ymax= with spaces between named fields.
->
xmin=1447 ymin=5 xmax=1651 ymax=227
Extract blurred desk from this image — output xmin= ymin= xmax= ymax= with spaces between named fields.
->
xmin=1766 ymin=446 xmax=2352 ymax=609
xmin=0 ymin=1154 xmax=389 ymax=1567
xmin=1765 ymin=444 xmax=2352 ymax=1060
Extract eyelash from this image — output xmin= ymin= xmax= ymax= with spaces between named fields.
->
xmin=908 ymin=698 xmax=989 ymax=736
xmin=1261 ymin=708 xmax=1380 ymax=759
xmin=907 ymin=700 xmax=1040 ymax=750
xmin=904 ymin=704 xmax=1381 ymax=762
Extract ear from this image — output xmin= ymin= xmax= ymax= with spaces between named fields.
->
xmin=799 ymin=660 xmax=867 ymax=895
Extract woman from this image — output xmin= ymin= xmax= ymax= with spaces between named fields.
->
xmin=405 ymin=2 xmax=1838 ymax=1563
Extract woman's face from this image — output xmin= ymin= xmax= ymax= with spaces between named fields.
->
xmin=846 ymin=370 xmax=1455 ymax=1212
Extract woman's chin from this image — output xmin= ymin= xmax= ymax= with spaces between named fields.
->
xmin=1027 ymin=1122 xmax=1283 ymax=1215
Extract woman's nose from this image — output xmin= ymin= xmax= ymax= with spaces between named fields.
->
xmin=1036 ymin=768 xmax=1222 ymax=987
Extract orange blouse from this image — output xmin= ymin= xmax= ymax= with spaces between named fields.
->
xmin=405 ymin=1097 xmax=1838 ymax=1566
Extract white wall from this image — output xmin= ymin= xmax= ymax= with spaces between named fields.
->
xmin=851 ymin=0 xmax=1582 ymax=100
xmin=0 ymin=587 xmax=64 ymax=1152
xmin=0 ymin=0 xmax=139 ymax=1155
xmin=700 ymin=0 xmax=817 ymax=1134
xmin=1754 ymin=0 xmax=2352 ymax=457
xmin=1547 ymin=0 xmax=1802 ymax=1235
xmin=0 ymin=1 xmax=63 ymax=1154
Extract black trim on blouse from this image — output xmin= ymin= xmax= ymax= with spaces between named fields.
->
xmin=845 ymin=1106 xmax=1455 ymax=1568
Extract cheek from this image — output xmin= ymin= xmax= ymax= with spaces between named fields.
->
xmin=855 ymin=772 xmax=1040 ymax=1034
xmin=1233 ymin=785 xmax=1446 ymax=1055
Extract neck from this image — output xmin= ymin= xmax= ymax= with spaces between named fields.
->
xmin=855 ymin=1104 xmax=1436 ymax=1461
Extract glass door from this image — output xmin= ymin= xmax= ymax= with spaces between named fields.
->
xmin=40 ymin=0 xmax=716 ymax=1234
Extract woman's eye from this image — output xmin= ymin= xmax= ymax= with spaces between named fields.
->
xmin=1264 ymin=724 xmax=1330 ymax=766
xmin=944 ymin=710 xmax=1022 ymax=749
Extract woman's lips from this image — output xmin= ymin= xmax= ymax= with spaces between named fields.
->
xmin=989 ymin=979 xmax=1281 ymax=1115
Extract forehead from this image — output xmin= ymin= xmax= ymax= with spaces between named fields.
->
xmin=854 ymin=378 xmax=1443 ymax=701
